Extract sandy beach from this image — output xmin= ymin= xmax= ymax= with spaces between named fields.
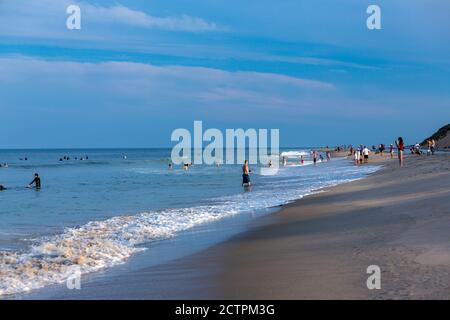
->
xmin=23 ymin=152 xmax=450 ymax=300
xmin=212 ymin=153 xmax=450 ymax=299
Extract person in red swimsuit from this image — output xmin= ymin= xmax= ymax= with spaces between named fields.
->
xmin=395 ymin=137 xmax=404 ymax=167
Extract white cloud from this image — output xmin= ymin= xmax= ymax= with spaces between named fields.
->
xmin=86 ymin=5 xmax=221 ymax=32
xmin=0 ymin=57 xmax=334 ymax=115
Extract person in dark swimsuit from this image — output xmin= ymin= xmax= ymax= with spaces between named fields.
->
xmin=0 ymin=185 xmax=6 ymax=191
xmin=242 ymin=160 xmax=251 ymax=186
xmin=28 ymin=173 xmax=41 ymax=189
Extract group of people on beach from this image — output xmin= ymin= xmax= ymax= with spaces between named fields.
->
xmin=353 ymin=146 xmax=371 ymax=164
xmin=311 ymin=151 xmax=331 ymax=165
xmin=351 ymin=137 xmax=406 ymax=167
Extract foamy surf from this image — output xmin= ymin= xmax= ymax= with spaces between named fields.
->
xmin=0 ymin=204 xmax=244 ymax=296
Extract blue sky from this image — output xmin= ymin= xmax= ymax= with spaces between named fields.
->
xmin=0 ymin=0 xmax=449 ymax=148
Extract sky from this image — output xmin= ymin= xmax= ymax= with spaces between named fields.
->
xmin=0 ymin=0 xmax=449 ymax=148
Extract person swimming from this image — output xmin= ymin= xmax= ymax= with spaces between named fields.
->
xmin=242 ymin=160 xmax=251 ymax=186
xmin=168 ymin=163 xmax=173 ymax=170
xmin=0 ymin=185 xmax=6 ymax=191
xmin=27 ymin=173 xmax=41 ymax=189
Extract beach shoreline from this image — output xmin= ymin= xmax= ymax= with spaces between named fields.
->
xmin=18 ymin=152 xmax=450 ymax=300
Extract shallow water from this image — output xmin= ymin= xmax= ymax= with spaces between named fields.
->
xmin=0 ymin=148 xmax=380 ymax=296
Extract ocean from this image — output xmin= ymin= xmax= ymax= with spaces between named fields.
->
xmin=0 ymin=148 xmax=380 ymax=296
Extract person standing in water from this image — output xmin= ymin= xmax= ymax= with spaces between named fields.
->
xmin=395 ymin=137 xmax=405 ymax=167
xmin=389 ymin=144 xmax=394 ymax=158
xmin=27 ymin=173 xmax=41 ymax=189
xmin=363 ymin=146 xmax=370 ymax=163
xmin=242 ymin=160 xmax=251 ymax=186
xmin=354 ymin=148 xmax=360 ymax=165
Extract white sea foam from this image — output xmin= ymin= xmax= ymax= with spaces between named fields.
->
xmin=280 ymin=150 xmax=310 ymax=158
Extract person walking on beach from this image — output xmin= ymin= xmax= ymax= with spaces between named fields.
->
xmin=431 ymin=139 xmax=436 ymax=155
xmin=389 ymin=144 xmax=394 ymax=158
xmin=354 ymin=148 xmax=360 ymax=164
xmin=27 ymin=173 xmax=41 ymax=189
xmin=380 ymin=144 xmax=385 ymax=156
xmin=363 ymin=146 xmax=370 ymax=163
xmin=395 ymin=137 xmax=405 ymax=167
xmin=242 ymin=160 xmax=251 ymax=186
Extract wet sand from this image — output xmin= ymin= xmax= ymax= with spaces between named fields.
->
xmin=25 ymin=153 xmax=450 ymax=299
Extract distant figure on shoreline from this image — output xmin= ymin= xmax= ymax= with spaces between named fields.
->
xmin=395 ymin=137 xmax=404 ymax=167
xmin=354 ymin=148 xmax=360 ymax=164
xmin=300 ymin=155 xmax=304 ymax=165
xmin=312 ymin=151 xmax=318 ymax=165
xmin=242 ymin=160 xmax=251 ymax=187
xmin=427 ymin=139 xmax=432 ymax=155
xmin=183 ymin=163 xmax=192 ymax=170
xmin=414 ymin=143 xmax=422 ymax=155
xmin=27 ymin=173 xmax=41 ymax=189
xmin=379 ymin=144 xmax=385 ymax=156
xmin=389 ymin=144 xmax=394 ymax=158
xmin=363 ymin=146 xmax=370 ymax=163
xmin=326 ymin=151 xmax=331 ymax=161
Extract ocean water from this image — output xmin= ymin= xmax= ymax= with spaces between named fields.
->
xmin=0 ymin=148 xmax=380 ymax=296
